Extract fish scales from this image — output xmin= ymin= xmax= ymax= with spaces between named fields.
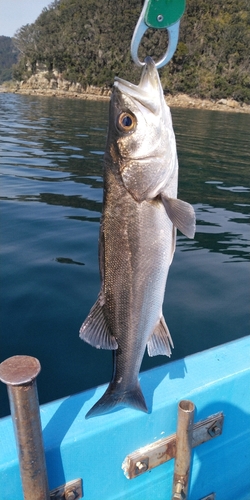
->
xmin=103 ymin=168 xmax=172 ymax=379
xmin=80 ymin=57 xmax=196 ymax=418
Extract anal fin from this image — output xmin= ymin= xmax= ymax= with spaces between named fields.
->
xmin=147 ymin=316 xmax=174 ymax=357
xmin=79 ymin=296 xmax=118 ymax=350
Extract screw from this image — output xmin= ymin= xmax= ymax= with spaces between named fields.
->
xmin=157 ymin=14 xmax=164 ymax=22
xmin=208 ymin=423 xmax=221 ymax=438
xmin=65 ymin=489 xmax=77 ymax=500
xmin=135 ymin=460 xmax=148 ymax=473
xmin=173 ymin=480 xmax=186 ymax=499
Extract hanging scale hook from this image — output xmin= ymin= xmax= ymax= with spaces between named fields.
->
xmin=131 ymin=0 xmax=186 ymax=68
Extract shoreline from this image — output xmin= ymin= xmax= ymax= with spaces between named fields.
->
xmin=1 ymin=84 xmax=250 ymax=114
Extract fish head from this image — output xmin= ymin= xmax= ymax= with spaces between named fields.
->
xmin=105 ymin=57 xmax=178 ymax=202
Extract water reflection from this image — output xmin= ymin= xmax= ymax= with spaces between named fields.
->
xmin=193 ymin=204 xmax=250 ymax=262
xmin=1 ymin=94 xmax=249 ymax=284
xmin=55 ymin=257 xmax=85 ymax=266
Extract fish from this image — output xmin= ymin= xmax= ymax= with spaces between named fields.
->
xmin=79 ymin=56 xmax=195 ymax=418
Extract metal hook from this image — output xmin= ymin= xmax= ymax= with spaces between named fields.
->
xmin=131 ymin=0 xmax=185 ymax=69
xmin=131 ymin=18 xmax=180 ymax=69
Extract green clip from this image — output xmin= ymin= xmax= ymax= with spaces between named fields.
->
xmin=145 ymin=0 xmax=186 ymax=29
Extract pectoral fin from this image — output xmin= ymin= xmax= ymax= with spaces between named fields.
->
xmin=79 ymin=295 xmax=118 ymax=350
xmin=161 ymin=195 xmax=196 ymax=239
xmin=147 ymin=316 xmax=174 ymax=357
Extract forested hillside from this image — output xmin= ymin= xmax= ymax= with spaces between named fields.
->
xmin=0 ymin=36 xmax=19 ymax=83
xmin=12 ymin=0 xmax=250 ymax=102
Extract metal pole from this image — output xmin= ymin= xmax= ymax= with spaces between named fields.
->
xmin=172 ymin=399 xmax=195 ymax=500
xmin=0 ymin=355 xmax=50 ymax=500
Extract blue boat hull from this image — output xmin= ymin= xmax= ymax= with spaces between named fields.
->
xmin=0 ymin=336 xmax=250 ymax=499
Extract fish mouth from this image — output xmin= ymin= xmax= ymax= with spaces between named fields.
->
xmin=114 ymin=57 xmax=162 ymax=114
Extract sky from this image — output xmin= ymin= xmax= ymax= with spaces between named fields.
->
xmin=0 ymin=0 xmax=51 ymax=37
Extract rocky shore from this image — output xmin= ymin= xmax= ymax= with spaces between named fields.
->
xmin=1 ymin=72 xmax=249 ymax=114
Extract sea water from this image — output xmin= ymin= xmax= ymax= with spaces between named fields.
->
xmin=0 ymin=93 xmax=249 ymax=417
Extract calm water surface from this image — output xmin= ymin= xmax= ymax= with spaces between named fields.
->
xmin=0 ymin=93 xmax=249 ymax=417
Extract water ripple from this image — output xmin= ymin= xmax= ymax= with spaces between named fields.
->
xmin=0 ymin=93 xmax=249 ymax=418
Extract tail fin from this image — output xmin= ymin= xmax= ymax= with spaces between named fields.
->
xmin=86 ymin=381 xmax=148 ymax=419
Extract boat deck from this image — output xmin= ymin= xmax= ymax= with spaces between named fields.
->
xmin=0 ymin=335 xmax=250 ymax=499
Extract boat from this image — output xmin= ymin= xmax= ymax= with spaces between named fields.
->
xmin=0 ymin=335 xmax=249 ymax=499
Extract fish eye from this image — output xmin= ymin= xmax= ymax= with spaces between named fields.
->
xmin=117 ymin=112 xmax=137 ymax=133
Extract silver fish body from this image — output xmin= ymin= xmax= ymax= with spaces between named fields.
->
xmin=80 ymin=57 xmax=195 ymax=418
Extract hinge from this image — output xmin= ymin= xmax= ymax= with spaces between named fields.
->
xmin=122 ymin=412 xmax=223 ymax=479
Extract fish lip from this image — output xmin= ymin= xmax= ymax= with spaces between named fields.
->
xmin=113 ymin=78 xmax=149 ymax=101
xmin=114 ymin=56 xmax=156 ymax=89
xmin=114 ymin=57 xmax=161 ymax=114
xmin=113 ymin=81 xmax=158 ymax=114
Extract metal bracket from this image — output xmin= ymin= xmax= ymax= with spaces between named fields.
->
xmin=50 ymin=479 xmax=83 ymax=500
xmin=122 ymin=412 xmax=224 ymax=479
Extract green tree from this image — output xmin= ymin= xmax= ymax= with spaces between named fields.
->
xmin=12 ymin=0 xmax=250 ymax=103
xmin=0 ymin=36 xmax=19 ymax=83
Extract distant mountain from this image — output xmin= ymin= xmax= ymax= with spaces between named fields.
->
xmin=12 ymin=0 xmax=250 ymax=102
xmin=0 ymin=36 xmax=19 ymax=83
